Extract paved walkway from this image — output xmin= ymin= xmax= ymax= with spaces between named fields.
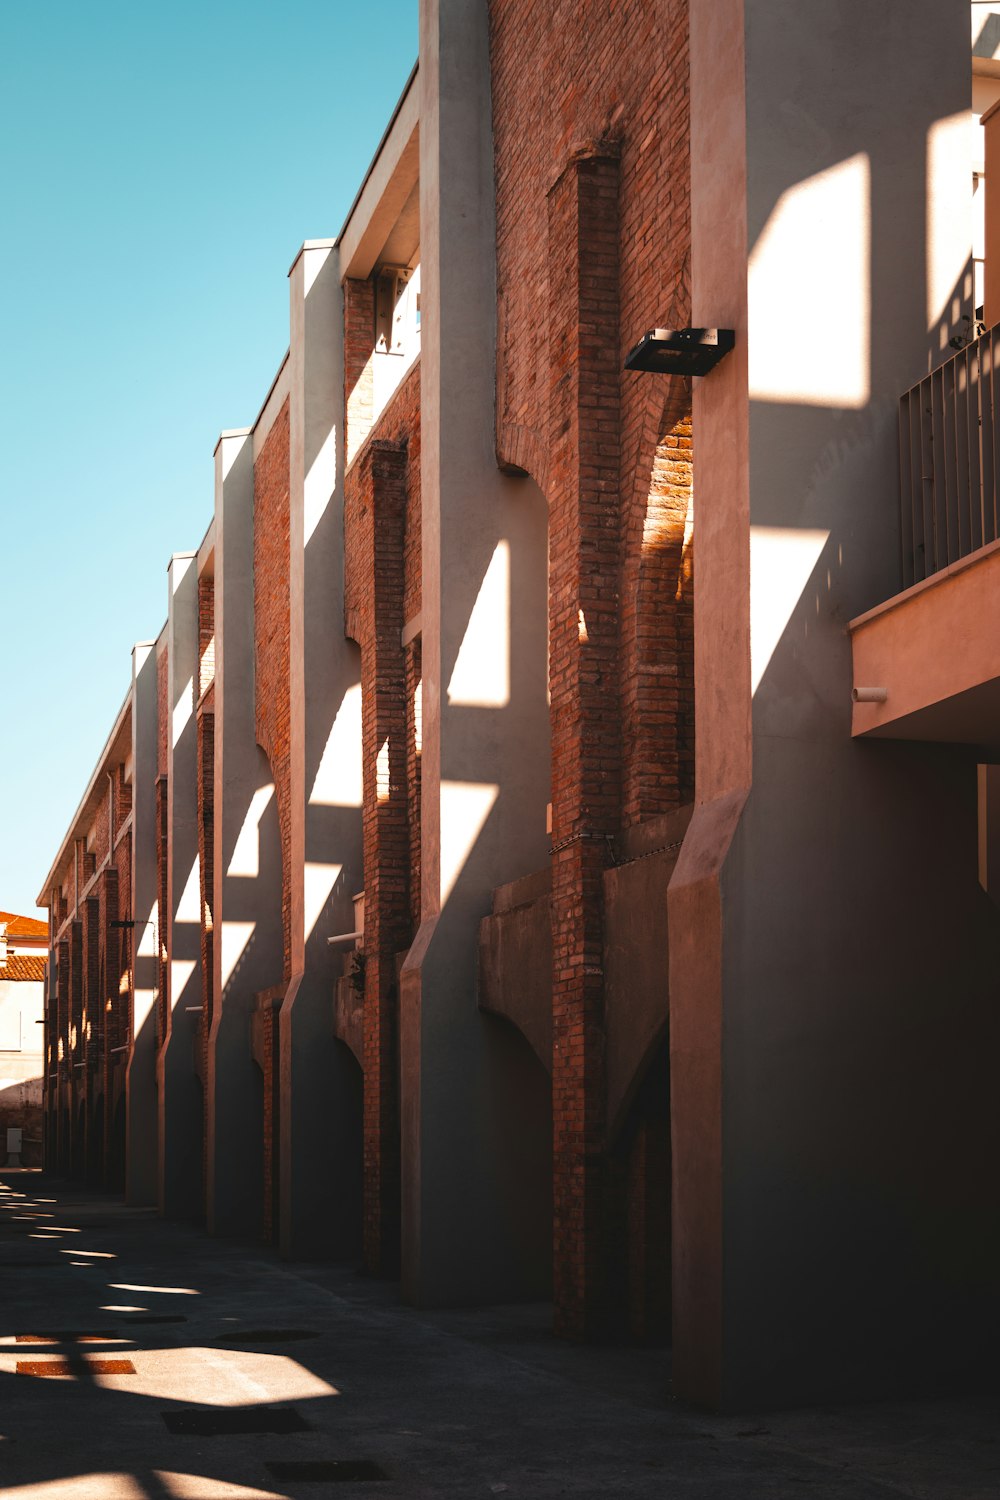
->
xmin=0 ymin=1170 xmax=997 ymax=1499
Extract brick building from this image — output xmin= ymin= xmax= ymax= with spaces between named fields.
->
xmin=38 ymin=1 xmax=1000 ymax=1409
xmin=0 ymin=910 xmax=48 ymax=1165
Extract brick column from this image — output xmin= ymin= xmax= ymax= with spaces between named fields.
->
xmin=547 ymin=149 xmax=622 ymax=1338
xmin=54 ymin=936 xmax=70 ymax=1172
xmin=155 ymin=773 xmax=169 ymax=1048
xmin=100 ymin=867 xmax=119 ymax=1185
xmin=257 ymin=988 xmax=283 ymax=1244
xmin=345 ymin=277 xmax=375 ymax=464
xmin=82 ymin=894 xmax=100 ymax=1181
xmin=347 ymin=438 xmax=410 ymax=1275
xmin=196 ymin=683 xmax=214 ymax=1217
xmin=68 ymin=918 xmax=84 ymax=1176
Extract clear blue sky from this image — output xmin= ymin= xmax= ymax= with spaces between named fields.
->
xmin=0 ymin=1 xmax=417 ymax=923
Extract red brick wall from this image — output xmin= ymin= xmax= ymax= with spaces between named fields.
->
xmin=259 ymin=991 xmax=283 ymax=1244
xmin=157 ymin=646 xmax=169 ymax=779
xmin=490 ymin=0 xmax=693 ymax=825
xmin=253 ymin=399 xmax=292 ymax=982
xmin=82 ymin=895 xmax=101 ymax=1175
xmin=547 ymin=152 xmax=623 ymax=1336
xmin=155 ymin=775 xmax=168 ymax=1046
xmin=115 ymin=763 xmax=132 ymax=824
xmin=44 ymin=825 xmax=130 ymax=1187
xmin=490 ymin=0 xmax=693 ymax=1337
xmin=345 ymin=278 xmax=376 ymax=464
xmin=198 ymin=570 xmax=216 ymax=699
xmin=344 ymin=360 xmax=421 ymax=1275
xmin=87 ymin=784 xmax=111 ymax=874
xmin=112 ymin=831 xmax=131 ymax=1059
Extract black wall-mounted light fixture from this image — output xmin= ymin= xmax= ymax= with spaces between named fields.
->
xmin=624 ymin=326 xmax=735 ymax=377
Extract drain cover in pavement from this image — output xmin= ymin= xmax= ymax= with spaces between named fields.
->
xmin=214 ymin=1328 xmax=320 ymax=1344
xmin=265 ymin=1461 xmax=389 ymax=1482
xmin=17 ymin=1359 xmax=136 ymax=1376
xmin=163 ymin=1407 xmax=311 ymax=1436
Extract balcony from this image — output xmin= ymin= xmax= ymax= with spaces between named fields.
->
xmin=850 ymin=333 xmax=1000 ymax=751
xmin=899 ymin=326 xmax=1000 ymax=588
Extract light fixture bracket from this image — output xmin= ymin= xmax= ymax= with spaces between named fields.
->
xmin=624 ymin=326 xmax=735 ymax=377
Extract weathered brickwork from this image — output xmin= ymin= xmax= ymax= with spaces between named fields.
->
xmin=253 ymin=399 xmax=292 ymax=984
xmin=490 ymin=0 xmax=693 ymax=827
xmin=40 ymin=7 xmax=694 ymax=1347
xmin=344 ymin=358 xmax=421 ymax=1275
xmin=490 ymin=0 xmax=692 ymax=1338
xmin=546 ymin=152 xmax=624 ymax=1337
xmin=198 ymin=569 xmax=216 ymax=698
xmin=404 ymin=638 xmax=422 ymax=936
xmin=155 ymin=774 xmax=169 ymax=1046
xmin=258 ymin=987 xmax=284 ymax=1245
xmin=44 ymin=786 xmax=133 ymax=1191
xmin=345 ymin=278 xmax=376 ymax=464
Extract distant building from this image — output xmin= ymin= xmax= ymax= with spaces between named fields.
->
xmin=0 ymin=910 xmax=48 ymax=1165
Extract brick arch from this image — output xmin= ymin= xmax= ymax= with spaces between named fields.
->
xmin=619 ymin=252 xmax=694 ymax=823
xmin=496 ymin=420 xmax=551 ymax=498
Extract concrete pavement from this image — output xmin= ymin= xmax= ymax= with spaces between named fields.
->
xmin=0 ymin=1169 xmax=998 ymax=1499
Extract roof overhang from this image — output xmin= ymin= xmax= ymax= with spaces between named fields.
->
xmin=337 ymin=63 xmax=419 ymax=280
xmin=36 ymin=687 xmax=133 ymax=908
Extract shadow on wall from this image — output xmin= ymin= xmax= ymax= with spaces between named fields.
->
xmin=689 ymin=0 xmax=1000 ymax=1403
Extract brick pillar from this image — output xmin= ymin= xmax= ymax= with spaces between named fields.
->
xmin=54 ymin=936 xmax=70 ymax=1172
xmin=344 ymin=277 xmax=375 ymax=464
xmin=258 ymin=990 xmax=283 ymax=1244
xmin=547 ymin=150 xmax=622 ymax=1338
xmin=405 ymin=638 xmax=422 ymax=936
xmin=101 ymin=867 xmax=119 ymax=1184
xmin=197 ymin=695 xmax=214 ymax=1216
xmin=358 ymin=440 xmax=410 ymax=1275
xmin=82 ymin=894 xmax=101 ymax=1181
xmin=155 ymin=773 xmax=169 ymax=1047
xmin=68 ymin=919 xmax=84 ymax=1177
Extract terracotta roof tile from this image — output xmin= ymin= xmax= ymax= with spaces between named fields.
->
xmin=0 ymin=954 xmax=45 ymax=982
xmin=0 ymin=911 xmax=48 ymax=940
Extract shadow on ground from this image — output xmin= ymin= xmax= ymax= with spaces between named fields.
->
xmin=0 ymin=1169 xmax=998 ymax=1499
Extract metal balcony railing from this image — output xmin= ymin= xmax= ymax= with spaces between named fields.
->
xmin=899 ymin=326 xmax=1000 ymax=588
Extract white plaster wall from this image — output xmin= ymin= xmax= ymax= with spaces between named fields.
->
xmin=0 ymin=980 xmax=43 ymax=1069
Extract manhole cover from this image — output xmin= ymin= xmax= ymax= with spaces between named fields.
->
xmin=214 ymin=1329 xmax=320 ymax=1345
xmin=265 ymin=1460 xmax=389 ymax=1482
xmin=162 ymin=1407 xmax=311 ymax=1436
